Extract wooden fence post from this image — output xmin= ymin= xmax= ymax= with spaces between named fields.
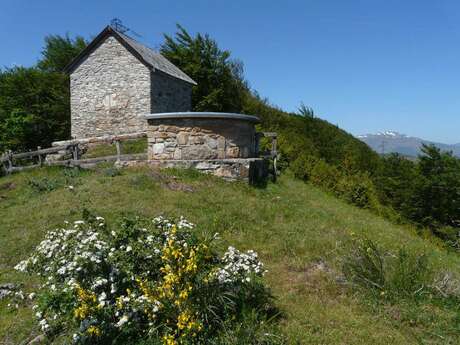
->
xmin=6 ymin=150 xmax=13 ymax=174
xmin=115 ymin=140 xmax=121 ymax=162
xmin=37 ymin=146 xmax=42 ymax=166
xmin=271 ymin=136 xmax=278 ymax=181
xmin=72 ymin=144 xmax=80 ymax=161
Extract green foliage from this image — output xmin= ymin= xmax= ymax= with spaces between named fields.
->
xmin=340 ymin=237 xmax=460 ymax=343
xmin=161 ymin=25 xmax=248 ymax=113
xmin=12 ymin=213 xmax=279 ymax=344
xmin=0 ymin=34 xmax=86 ymax=153
xmin=290 ymin=154 xmax=380 ymax=210
xmin=4 ymin=167 xmax=460 ymax=344
xmin=412 ymin=145 xmax=460 ymax=227
xmin=389 ymin=249 xmax=430 ymax=297
xmin=343 ymin=237 xmax=432 ymax=300
xmin=27 ymin=176 xmax=61 ymax=193
xmin=297 ymin=103 xmax=314 ymax=118
xmin=343 ymin=238 xmax=386 ymax=291
xmin=242 ymin=95 xmax=381 ymax=175
xmin=0 ymin=67 xmax=70 ymax=152
xmin=375 ymin=145 xmax=460 ymax=234
xmin=26 ymin=167 xmax=84 ymax=193
xmin=2 ymin=24 xmax=460 ymax=246
xmin=335 ymin=173 xmax=380 ymax=209
xmin=103 ymin=167 xmax=122 ymax=177
xmin=37 ymin=34 xmax=87 ymax=73
xmin=374 ymin=153 xmax=418 ymax=216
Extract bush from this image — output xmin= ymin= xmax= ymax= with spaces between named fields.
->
xmin=342 ymin=238 xmax=385 ymax=291
xmin=334 ymin=173 xmax=380 ymax=209
xmin=103 ymin=167 xmax=122 ymax=177
xmin=291 ymin=156 xmax=380 ymax=210
xmin=342 ymin=237 xmax=432 ymax=300
xmin=14 ymin=213 xmax=281 ymax=344
xmin=309 ymin=159 xmax=340 ymax=191
xmin=27 ymin=177 xmax=60 ymax=193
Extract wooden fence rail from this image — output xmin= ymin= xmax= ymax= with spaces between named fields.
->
xmin=1 ymin=133 xmax=147 ymax=175
xmin=1 ymin=131 xmax=277 ymax=176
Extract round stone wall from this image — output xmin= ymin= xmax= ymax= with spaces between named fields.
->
xmin=145 ymin=113 xmax=259 ymax=161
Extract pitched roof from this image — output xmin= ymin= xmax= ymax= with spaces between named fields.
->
xmin=64 ymin=26 xmax=197 ymax=85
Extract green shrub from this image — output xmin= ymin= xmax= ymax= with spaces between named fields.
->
xmin=343 ymin=237 xmax=432 ymax=300
xmin=435 ymin=226 xmax=460 ymax=250
xmin=334 ymin=173 xmax=380 ymax=209
xmin=103 ymin=167 xmax=122 ymax=177
xmin=342 ymin=238 xmax=385 ymax=291
xmin=309 ymin=159 xmax=340 ymax=190
xmin=14 ymin=213 xmax=281 ymax=345
xmin=291 ymin=156 xmax=381 ymax=210
xmin=290 ymin=154 xmax=318 ymax=181
xmin=389 ymin=249 xmax=430 ymax=298
xmin=27 ymin=177 xmax=60 ymax=193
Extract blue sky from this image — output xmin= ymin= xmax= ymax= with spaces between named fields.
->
xmin=1 ymin=0 xmax=460 ymax=143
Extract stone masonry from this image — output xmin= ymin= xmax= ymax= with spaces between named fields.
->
xmin=151 ymin=72 xmax=192 ymax=114
xmin=68 ymin=28 xmax=194 ymax=139
xmin=146 ymin=118 xmax=256 ymax=161
xmin=70 ymin=36 xmax=151 ymax=138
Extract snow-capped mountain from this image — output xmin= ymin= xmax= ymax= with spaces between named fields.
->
xmin=357 ymin=131 xmax=460 ymax=157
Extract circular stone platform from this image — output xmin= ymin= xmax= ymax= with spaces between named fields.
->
xmin=145 ymin=112 xmax=260 ymax=161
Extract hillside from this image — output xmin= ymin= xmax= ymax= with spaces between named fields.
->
xmin=358 ymin=131 xmax=460 ymax=157
xmin=2 ymin=166 xmax=460 ymax=344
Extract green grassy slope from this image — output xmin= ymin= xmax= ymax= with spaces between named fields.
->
xmin=1 ymin=166 xmax=459 ymax=344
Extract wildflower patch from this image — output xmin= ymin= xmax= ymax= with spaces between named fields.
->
xmin=14 ymin=213 xmax=280 ymax=344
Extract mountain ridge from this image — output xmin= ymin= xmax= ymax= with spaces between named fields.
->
xmin=357 ymin=131 xmax=460 ymax=157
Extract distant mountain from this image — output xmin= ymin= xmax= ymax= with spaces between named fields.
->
xmin=357 ymin=131 xmax=460 ymax=157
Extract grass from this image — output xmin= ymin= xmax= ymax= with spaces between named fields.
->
xmin=81 ymin=138 xmax=147 ymax=158
xmin=1 ymin=166 xmax=460 ymax=344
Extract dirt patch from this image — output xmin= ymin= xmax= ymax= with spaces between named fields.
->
xmin=0 ymin=182 xmax=16 ymax=191
xmin=163 ymin=180 xmax=195 ymax=192
xmin=285 ymin=260 xmax=346 ymax=295
xmin=148 ymin=170 xmax=195 ymax=193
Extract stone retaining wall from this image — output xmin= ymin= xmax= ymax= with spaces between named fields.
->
xmin=117 ymin=158 xmax=266 ymax=181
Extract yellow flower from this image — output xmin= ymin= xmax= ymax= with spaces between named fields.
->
xmin=179 ymin=289 xmax=188 ymax=300
xmin=162 ymin=334 xmax=176 ymax=345
xmin=87 ymin=325 xmax=101 ymax=337
xmin=74 ymin=305 xmax=89 ymax=320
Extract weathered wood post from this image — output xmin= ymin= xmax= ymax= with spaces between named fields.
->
xmin=115 ymin=140 xmax=121 ymax=163
xmin=5 ymin=150 xmax=13 ymax=174
xmin=271 ymin=135 xmax=278 ymax=181
xmin=72 ymin=144 xmax=80 ymax=161
xmin=37 ymin=146 xmax=42 ymax=166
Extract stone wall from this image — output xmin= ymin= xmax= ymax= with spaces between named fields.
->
xmin=117 ymin=158 xmax=266 ymax=182
xmin=151 ymin=71 xmax=192 ymax=113
xmin=146 ymin=118 xmax=256 ymax=161
xmin=70 ymin=35 xmax=151 ymax=138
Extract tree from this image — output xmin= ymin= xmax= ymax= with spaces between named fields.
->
xmin=37 ymin=34 xmax=87 ymax=72
xmin=161 ymin=25 xmax=248 ymax=112
xmin=298 ymin=102 xmax=314 ymax=118
xmin=374 ymin=153 xmax=418 ymax=218
xmin=0 ymin=67 xmax=69 ymax=151
xmin=0 ymin=34 xmax=86 ymax=152
xmin=412 ymin=144 xmax=460 ymax=227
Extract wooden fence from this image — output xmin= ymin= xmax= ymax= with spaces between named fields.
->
xmin=1 ymin=131 xmax=277 ymax=175
xmin=0 ymin=133 xmax=147 ymax=174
